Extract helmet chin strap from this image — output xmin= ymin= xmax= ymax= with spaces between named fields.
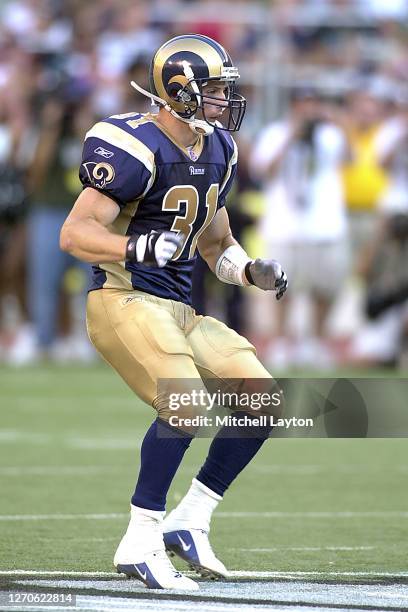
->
xmin=130 ymin=81 xmax=214 ymax=136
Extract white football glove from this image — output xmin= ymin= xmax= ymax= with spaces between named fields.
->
xmin=245 ymin=258 xmax=288 ymax=300
xmin=126 ymin=231 xmax=183 ymax=268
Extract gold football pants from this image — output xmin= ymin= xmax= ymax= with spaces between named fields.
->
xmin=86 ymin=288 xmax=272 ymax=423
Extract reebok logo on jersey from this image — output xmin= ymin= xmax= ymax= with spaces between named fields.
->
xmin=120 ymin=295 xmax=146 ymax=307
xmin=94 ymin=146 xmax=114 ymax=158
xmin=189 ymin=166 xmax=205 ymax=176
xmin=177 ymin=533 xmax=192 ymax=552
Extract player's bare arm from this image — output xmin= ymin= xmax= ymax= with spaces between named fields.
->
xmin=198 ymin=206 xmax=288 ymax=299
xmin=197 ymin=206 xmax=236 ymax=272
xmin=60 ymin=187 xmax=182 ymax=268
xmin=60 ymin=188 xmax=127 ymax=263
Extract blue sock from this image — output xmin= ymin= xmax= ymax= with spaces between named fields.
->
xmin=132 ymin=418 xmax=194 ymax=511
xmin=196 ymin=411 xmax=272 ymax=497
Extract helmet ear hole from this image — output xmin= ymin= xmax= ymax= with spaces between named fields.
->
xmin=168 ymin=82 xmax=196 ymax=106
xmin=167 ymin=83 xmax=182 ymax=100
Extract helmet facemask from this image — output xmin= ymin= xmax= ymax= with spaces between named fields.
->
xmin=171 ymin=74 xmax=246 ymax=132
xmin=191 ymin=79 xmax=246 ymax=132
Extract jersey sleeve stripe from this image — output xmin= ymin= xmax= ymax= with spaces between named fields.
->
xmin=85 ymin=122 xmax=155 ymax=174
xmin=219 ymin=138 xmax=238 ymax=195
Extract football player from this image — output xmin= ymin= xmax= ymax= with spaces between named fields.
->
xmin=60 ymin=34 xmax=287 ymax=591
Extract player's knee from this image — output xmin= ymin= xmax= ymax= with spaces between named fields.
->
xmin=153 ymin=384 xmax=209 ymax=436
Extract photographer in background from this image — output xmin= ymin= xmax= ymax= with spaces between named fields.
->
xmin=0 ymin=94 xmax=27 ymax=359
xmin=348 ymin=89 xmax=408 ymax=368
xmin=250 ymin=87 xmax=349 ymax=368
xmin=350 ymin=211 xmax=408 ymax=367
xmin=341 ymin=86 xmax=390 ymax=253
xmin=20 ymin=80 xmax=95 ymax=364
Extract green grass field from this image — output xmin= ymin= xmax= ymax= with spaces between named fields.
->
xmin=1 ymin=363 xmax=407 ymax=580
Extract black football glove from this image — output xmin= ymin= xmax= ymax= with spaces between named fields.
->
xmin=245 ymin=258 xmax=288 ymax=300
xmin=126 ymin=231 xmax=183 ymax=268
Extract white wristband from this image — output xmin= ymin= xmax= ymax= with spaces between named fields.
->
xmin=135 ymin=234 xmax=148 ymax=263
xmin=215 ymin=245 xmax=252 ymax=286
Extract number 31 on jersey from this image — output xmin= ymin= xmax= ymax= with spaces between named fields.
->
xmin=162 ymin=183 xmax=219 ymax=260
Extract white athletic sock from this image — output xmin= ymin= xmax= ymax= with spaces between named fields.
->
xmin=126 ymin=505 xmax=165 ymax=545
xmin=130 ymin=504 xmax=165 ymax=523
xmin=165 ymin=478 xmax=222 ymax=532
xmin=114 ymin=505 xmax=166 ymax=563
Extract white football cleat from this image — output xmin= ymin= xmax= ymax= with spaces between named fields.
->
xmin=163 ymin=521 xmax=229 ymax=579
xmin=162 ymin=479 xmax=228 ymax=579
xmin=114 ymin=506 xmax=199 ymax=591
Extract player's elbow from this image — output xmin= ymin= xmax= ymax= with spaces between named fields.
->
xmin=59 ymin=222 xmax=75 ymax=255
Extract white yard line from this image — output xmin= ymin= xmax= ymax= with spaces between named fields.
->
xmin=230 ymin=570 xmax=408 ymax=578
xmin=1 ymin=510 xmax=408 ymax=521
xmin=236 ymin=546 xmax=375 ymax=552
xmin=216 ymin=511 xmax=408 ymax=518
xmin=2 ymin=463 xmax=408 ymax=481
xmin=365 ymin=591 xmax=408 ymax=599
xmin=66 ymin=438 xmax=140 ymax=451
xmin=0 ymin=430 xmax=140 ymax=450
xmin=1 ymin=569 xmax=408 ymax=579
xmin=0 ymin=571 xmax=117 ymax=577
xmin=0 ymin=466 xmax=120 ymax=476
xmin=0 ymin=597 xmax=286 ymax=612
xmin=0 ymin=513 xmax=128 ymax=521
xmin=0 ymin=431 xmax=50 ymax=443
xmin=39 ymin=537 xmax=119 ymax=542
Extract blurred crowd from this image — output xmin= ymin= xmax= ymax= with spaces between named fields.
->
xmin=1 ymin=0 xmax=408 ymax=370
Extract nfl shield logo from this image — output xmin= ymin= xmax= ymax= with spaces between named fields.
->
xmin=188 ymin=149 xmax=198 ymax=162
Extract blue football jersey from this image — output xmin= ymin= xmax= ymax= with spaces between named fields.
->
xmin=79 ymin=112 xmax=237 ymax=304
